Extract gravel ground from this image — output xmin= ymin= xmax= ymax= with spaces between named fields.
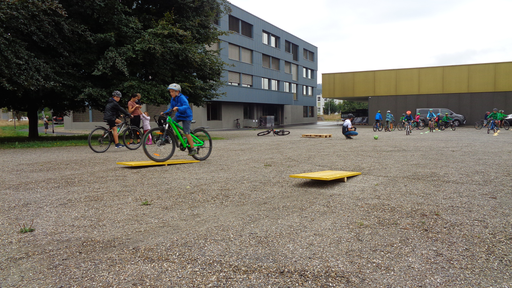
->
xmin=1 ymin=123 xmax=511 ymax=287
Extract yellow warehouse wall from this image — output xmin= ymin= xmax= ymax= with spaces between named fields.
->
xmin=322 ymin=61 xmax=512 ymax=99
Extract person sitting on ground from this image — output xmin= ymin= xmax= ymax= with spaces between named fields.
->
xmin=342 ymin=114 xmax=358 ymax=139
xmin=104 ymin=91 xmax=132 ymax=148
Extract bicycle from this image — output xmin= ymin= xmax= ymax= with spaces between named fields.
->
xmin=234 ymin=118 xmax=241 ymax=129
xmin=396 ymin=121 xmax=404 ymax=131
xmin=439 ymin=121 xmax=457 ymax=131
xmin=88 ymin=115 xmax=142 ymax=153
xmin=373 ymin=121 xmax=383 ymax=132
xmin=404 ymin=121 xmax=411 ymax=135
xmin=428 ymin=118 xmax=436 ymax=132
xmin=487 ymin=119 xmax=498 ymax=134
xmin=257 ymin=126 xmax=290 ymax=136
xmin=500 ymin=119 xmax=510 ymax=130
xmin=475 ymin=119 xmax=485 ymax=130
xmin=384 ymin=121 xmax=396 ymax=132
xmin=411 ymin=120 xmax=425 ymax=130
xmin=142 ymin=114 xmax=212 ymax=162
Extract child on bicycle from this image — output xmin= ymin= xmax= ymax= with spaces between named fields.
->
xmin=403 ymin=111 xmax=413 ymax=132
xmin=385 ymin=110 xmax=394 ymax=131
xmin=375 ymin=110 xmax=383 ymax=129
xmin=161 ymin=83 xmax=197 ymax=156
xmin=441 ymin=113 xmax=453 ymax=128
xmin=103 ymin=91 xmax=132 ymax=148
xmin=487 ymin=108 xmax=500 ymax=130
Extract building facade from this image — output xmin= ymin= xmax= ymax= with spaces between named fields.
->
xmin=66 ymin=3 xmax=318 ymax=130
xmin=316 ymin=95 xmax=343 ymax=115
xmin=322 ymin=61 xmax=512 ymax=125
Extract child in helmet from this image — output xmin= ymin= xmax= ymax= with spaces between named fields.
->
xmin=487 ymin=108 xmax=500 ymax=130
xmin=162 ymin=83 xmax=197 ymax=156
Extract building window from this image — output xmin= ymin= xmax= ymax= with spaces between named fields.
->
xmin=285 ymin=41 xmax=298 ymax=61
xmin=271 ymin=79 xmax=278 ymax=91
xmin=229 ymin=43 xmax=252 ymax=64
xmin=291 ymin=64 xmax=298 ymax=81
xmin=262 ymin=54 xmax=280 ymax=70
xmin=228 ymin=71 xmax=240 ymax=86
xmin=308 ymin=86 xmax=313 ymax=96
xmin=228 ymin=43 xmax=240 ymax=61
xmin=206 ymin=42 xmax=219 ymax=51
xmin=303 ymin=106 xmax=315 ymax=117
xmin=303 ymin=67 xmax=313 ymax=79
xmin=263 ymin=31 xmax=279 ymax=48
xmin=207 ymin=102 xmax=222 ymax=121
xmin=284 ymin=82 xmax=290 ymax=92
xmin=262 ymin=78 xmax=269 ymax=90
xmin=303 ymin=49 xmax=315 ymax=61
xmin=302 ymin=85 xmax=307 ymax=96
xmin=229 ymin=15 xmax=239 ymax=33
xmin=284 ymin=62 xmax=291 ymax=74
xmin=291 ymin=83 xmax=297 ymax=93
xmin=241 ymin=47 xmax=252 ymax=64
xmin=229 ymin=15 xmax=253 ymax=38
xmin=241 ymin=74 xmax=252 ymax=87
xmin=262 ymin=32 xmax=268 ymax=45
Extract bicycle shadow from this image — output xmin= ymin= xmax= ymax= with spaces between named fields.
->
xmin=291 ymin=179 xmax=352 ymax=189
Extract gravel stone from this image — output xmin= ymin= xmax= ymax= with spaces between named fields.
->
xmin=1 ymin=124 xmax=511 ymax=287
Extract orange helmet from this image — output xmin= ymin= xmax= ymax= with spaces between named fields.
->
xmin=406 ymin=111 xmax=411 ymax=115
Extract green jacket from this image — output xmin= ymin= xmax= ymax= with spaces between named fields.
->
xmin=442 ymin=116 xmax=453 ymax=122
xmin=498 ymin=113 xmax=505 ymax=120
xmin=488 ymin=112 xmax=500 ymax=120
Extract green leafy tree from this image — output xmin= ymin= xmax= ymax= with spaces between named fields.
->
xmin=323 ymin=99 xmax=339 ymax=115
xmin=0 ymin=0 xmax=229 ymax=138
xmin=339 ymin=100 xmax=368 ymax=113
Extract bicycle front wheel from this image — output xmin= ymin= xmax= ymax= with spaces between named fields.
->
xmin=88 ymin=127 xmax=112 ymax=153
xmin=475 ymin=121 xmax=483 ymax=130
xmin=274 ymin=130 xmax=290 ymax=136
xmin=418 ymin=121 xmax=425 ymax=130
xmin=257 ymin=130 xmax=271 ymax=136
xmin=191 ymin=128 xmax=212 ymax=161
xmin=122 ymin=126 xmax=143 ymax=150
xmin=373 ymin=123 xmax=378 ymax=132
xmin=142 ymin=127 xmax=176 ymax=162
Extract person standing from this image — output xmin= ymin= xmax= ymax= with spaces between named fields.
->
xmin=128 ymin=93 xmax=142 ymax=128
xmin=342 ymin=114 xmax=358 ymax=139
xmin=43 ymin=116 xmax=50 ymax=134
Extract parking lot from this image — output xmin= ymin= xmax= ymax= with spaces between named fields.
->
xmin=1 ymin=124 xmax=511 ymax=286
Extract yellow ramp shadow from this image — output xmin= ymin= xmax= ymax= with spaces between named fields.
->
xmin=290 ymin=170 xmax=361 ymax=182
xmin=117 ymin=159 xmax=200 ymax=167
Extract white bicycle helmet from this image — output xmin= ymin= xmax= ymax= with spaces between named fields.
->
xmin=167 ymin=83 xmax=181 ymax=91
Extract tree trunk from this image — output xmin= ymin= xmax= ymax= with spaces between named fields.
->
xmin=27 ymin=107 xmax=40 ymax=139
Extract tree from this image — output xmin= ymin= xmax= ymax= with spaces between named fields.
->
xmin=0 ymin=0 xmax=229 ymax=138
xmin=323 ymin=99 xmax=339 ymax=115
xmin=339 ymin=100 xmax=368 ymax=113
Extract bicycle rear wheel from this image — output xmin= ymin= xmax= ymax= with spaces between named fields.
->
xmin=274 ymin=130 xmax=290 ymax=136
xmin=88 ymin=127 xmax=112 ymax=153
xmin=418 ymin=121 xmax=425 ymax=130
xmin=122 ymin=126 xmax=143 ymax=150
xmin=191 ymin=128 xmax=212 ymax=161
xmin=373 ymin=123 xmax=378 ymax=132
xmin=503 ymin=120 xmax=510 ymax=130
xmin=257 ymin=130 xmax=271 ymax=136
xmin=475 ymin=121 xmax=483 ymax=130
xmin=142 ymin=127 xmax=176 ymax=162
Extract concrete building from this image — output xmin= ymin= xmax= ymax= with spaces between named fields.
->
xmin=66 ymin=3 xmax=318 ymax=130
xmin=322 ymin=61 xmax=512 ymax=125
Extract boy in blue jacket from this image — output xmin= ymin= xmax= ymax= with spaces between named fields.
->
xmin=162 ymin=83 xmax=196 ymax=156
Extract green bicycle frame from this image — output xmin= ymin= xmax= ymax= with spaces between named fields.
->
xmin=166 ymin=116 xmax=205 ymax=148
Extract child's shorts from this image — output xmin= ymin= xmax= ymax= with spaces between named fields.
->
xmin=172 ymin=117 xmax=191 ymax=134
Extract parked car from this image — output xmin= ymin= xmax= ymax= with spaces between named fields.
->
xmin=416 ymin=108 xmax=466 ymax=126
xmin=52 ymin=116 xmax=64 ymax=125
xmin=505 ymin=114 xmax=512 ymax=123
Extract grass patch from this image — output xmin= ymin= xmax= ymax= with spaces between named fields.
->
xmin=0 ymin=135 xmax=89 ymax=149
xmin=18 ymin=221 xmax=35 ymax=234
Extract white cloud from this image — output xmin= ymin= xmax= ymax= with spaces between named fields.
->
xmin=228 ymin=0 xmax=512 ymax=81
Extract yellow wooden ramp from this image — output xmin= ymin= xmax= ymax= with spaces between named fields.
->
xmin=290 ymin=170 xmax=361 ymax=182
xmin=117 ymin=159 xmax=200 ymax=167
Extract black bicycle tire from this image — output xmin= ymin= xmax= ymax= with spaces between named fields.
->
xmin=142 ymin=127 xmax=176 ymax=162
xmin=504 ymin=120 xmax=510 ymax=130
xmin=122 ymin=126 xmax=143 ymax=150
xmin=418 ymin=121 xmax=425 ymax=130
xmin=88 ymin=127 xmax=112 ymax=153
xmin=274 ymin=130 xmax=290 ymax=136
xmin=378 ymin=123 xmax=384 ymax=131
xmin=451 ymin=124 xmax=456 ymax=131
xmin=191 ymin=128 xmax=213 ymax=161
xmin=396 ymin=122 xmax=403 ymax=131
xmin=373 ymin=123 xmax=377 ymax=132
xmin=236 ymin=122 xmax=241 ymax=129
xmin=257 ymin=130 xmax=271 ymax=136
xmin=475 ymin=121 xmax=483 ymax=130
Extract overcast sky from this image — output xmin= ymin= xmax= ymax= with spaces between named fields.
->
xmin=228 ymin=0 xmax=512 ymax=83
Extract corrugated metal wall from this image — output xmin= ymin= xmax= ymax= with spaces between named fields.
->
xmin=323 ymin=62 xmax=512 ymax=99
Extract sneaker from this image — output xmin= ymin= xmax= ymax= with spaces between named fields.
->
xmin=115 ymin=143 xmax=125 ymax=148
xmin=188 ymin=148 xmax=197 ymax=156
xmin=345 ymin=136 xmax=353 ymax=139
